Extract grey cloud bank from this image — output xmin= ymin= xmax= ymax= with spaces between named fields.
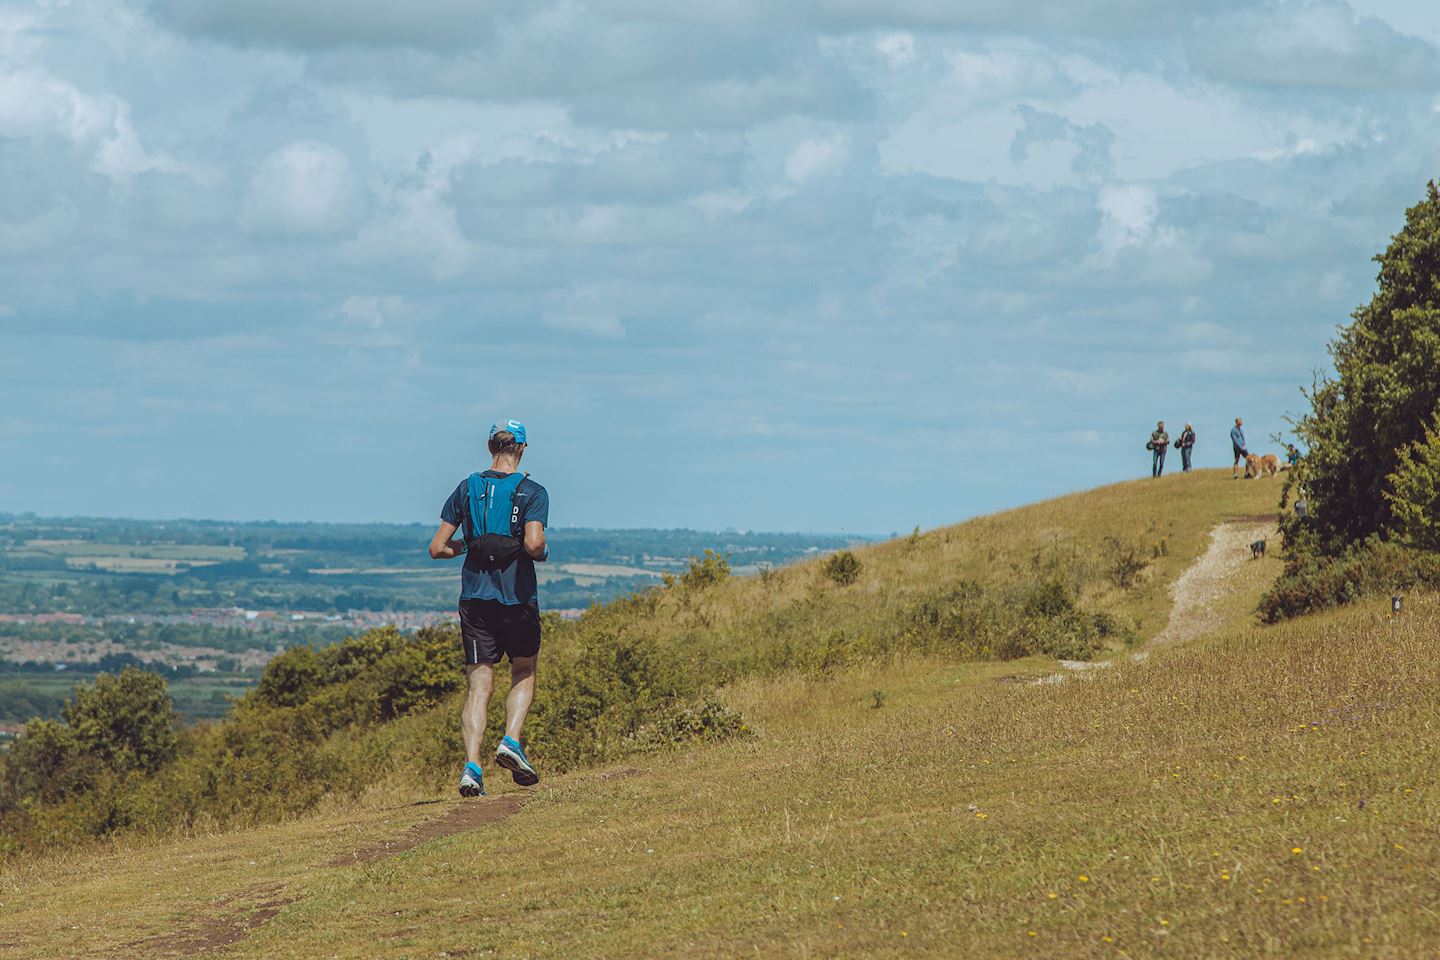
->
xmin=2 ymin=0 xmax=1438 ymax=532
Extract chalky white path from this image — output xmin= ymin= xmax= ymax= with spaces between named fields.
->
xmin=1036 ymin=518 xmax=1275 ymax=684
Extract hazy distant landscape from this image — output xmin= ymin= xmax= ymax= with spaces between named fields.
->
xmin=0 ymin=513 xmax=866 ymax=726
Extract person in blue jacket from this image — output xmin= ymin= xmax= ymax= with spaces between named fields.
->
xmin=1230 ymin=418 xmax=1247 ymax=479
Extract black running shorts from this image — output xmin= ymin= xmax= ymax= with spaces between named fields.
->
xmin=458 ymin=598 xmax=542 ymax=664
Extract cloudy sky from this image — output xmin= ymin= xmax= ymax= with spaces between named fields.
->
xmin=2 ymin=0 xmax=1438 ymax=534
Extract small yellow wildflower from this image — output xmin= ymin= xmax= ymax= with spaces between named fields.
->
xmin=1103 ymin=936 xmax=1114 ymax=943
xmin=1027 ymin=931 xmax=1037 ymax=938
xmin=1291 ymin=847 xmax=1303 ymax=855
xmin=1078 ymin=875 xmax=1090 ymax=882
xmin=1158 ymin=919 xmax=1169 ymax=926
xmin=1047 ymin=892 xmax=1058 ymax=900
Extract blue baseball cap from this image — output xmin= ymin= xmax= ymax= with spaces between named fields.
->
xmin=490 ymin=419 xmax=527 ymax=444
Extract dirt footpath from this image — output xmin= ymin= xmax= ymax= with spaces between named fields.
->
xmin=1145 ymin=518 xmax=1275 ymax=649
xmin=1039 ymin=517 xmax=1276 ymax=683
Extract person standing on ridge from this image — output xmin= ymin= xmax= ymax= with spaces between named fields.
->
xmin=1148 ymin=420 xmax=1170 ymax=477
xmin=1175 ymin=422 xmax=1196 ymax=472
xmin=1230 ymin=417 xmax=1248 ymax=479
xmin=428 ymin=420 xmax=550 ymax=798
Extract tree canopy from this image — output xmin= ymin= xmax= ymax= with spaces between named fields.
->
xmin=1293 ymin=181 xmax=1440 ymax=553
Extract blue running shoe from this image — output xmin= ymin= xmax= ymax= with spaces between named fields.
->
xmin=494 ymin=736 xmax=539 ymax=786
xmin=459 ymin=761 xmax=486 ymax=798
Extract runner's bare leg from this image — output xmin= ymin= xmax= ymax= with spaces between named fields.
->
xmin=504 ymin=655 xmax=537 ymax=741
xmin=462 ymin=662 xmax=494 ymax=765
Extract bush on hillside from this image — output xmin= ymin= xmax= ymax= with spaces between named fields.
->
xmin=254 ymin=645 xmax=322 ymax=708
xmin=667 ymin=549 xmax=730 ymax=589
xmin=0 ymin=615 xmax=723 ymax=854
xmin=821 ymin=550 xmax=862 ymax=586
xmin=1385 ymin=411 xmax=1440 ymax=553
xmin=1102 ymin=536 xmax=1149 ymax=589
xmin=628 ymin=698 xmax=747 ymax=750
xmin=3 ymin=719 xmax=81 ymax=805
xmin=1289 ymin=181 xmax=1440 ymax=553
xmin=2 ymin=667 xmax=178 ymax=825
xmin=64 ymin=667 xmax=178 ymax=777
xmin=1024 ymin=579 xmax=1074 ymax=619
xmin=1258 ymin=538 xmax=1440 ymax=622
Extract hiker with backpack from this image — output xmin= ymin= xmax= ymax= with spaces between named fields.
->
xmin=1174 ymin=422 xmax=1196 ymax=472
xmin=429 ymin=420 xmax=550 ymax=798
xmin=1146 ymin=420 xmax=1170 ymax=477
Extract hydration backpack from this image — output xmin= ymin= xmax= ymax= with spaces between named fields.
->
xmin=465 ymin=472 xmax=528 ymax=571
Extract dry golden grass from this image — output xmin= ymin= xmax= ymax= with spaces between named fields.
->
xmin=603 ymin=469 xmax=1280 ymax=675
xmin=8 ymin=471 xmax=1431 ymax=959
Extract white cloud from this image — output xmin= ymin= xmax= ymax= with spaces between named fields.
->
xmin=785 ymin=135 xmax=849 ymax=183
xmin=1187 ymin=0 xmax=1440 ymax=90
xmin=242 ymin=141 xmax=367 ymax=237
xmin=0 ymin=66 xmax=179 ymax=181
xmin=1096 ymin=183 xmax=1158 ymax=257
xmin=876 ymin=32 xmax=916 ymax=65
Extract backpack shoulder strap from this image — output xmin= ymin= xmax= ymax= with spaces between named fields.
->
xmin=465 ymin=472 xmax=487 ymax=540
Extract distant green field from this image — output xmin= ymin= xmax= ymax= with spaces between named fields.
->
xmin=0 ymin=672 xmax=254 ymax=725
xmin=11 ymin=542 xmax=245 ymax=561
xmin=1 ymin=516 xmax=866 ymax=619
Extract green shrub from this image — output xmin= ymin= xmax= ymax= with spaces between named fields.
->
xmin=1258 ymin=539 xmax=1440 ymax=622
xmin=1102 ymin=536 xmax=1149 ymax=589
xmin=821 ymin=550 xmax=863 ymax=586
xmin=1020 ymin=610 xmax=1106 ymax=661
xmin=254 ymin=646 xmax=322 ymax=708
xmin=679 ymin=549 xmax=730 ymax=589
xmin=1385 ymin=410 xmax=1440 ymax=552
xmin=629 ymin=698 xmax=747 ymax=750
xmin=3 ymin=719 xmax=79 ymax=805
xmin=1024 ymin=579 xmax=1074 ymax=619
xmin=64 ymin=668 xmax=178 ymax=778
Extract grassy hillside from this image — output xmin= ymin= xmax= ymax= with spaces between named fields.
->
xmin=16 ymin=471 xmax=1429 ymax=958
xmin=586 ymin=468 xmax=1280 ymax=675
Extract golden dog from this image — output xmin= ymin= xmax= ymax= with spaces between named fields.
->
xmin=1244 ymin=453 xmax=1280 ymax=478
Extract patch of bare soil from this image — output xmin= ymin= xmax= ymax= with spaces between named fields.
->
xmin=128 ymin=882 xmax=294 ymax=956
xmin=331 ymin=766 xmax=645 ymax=866
xmin=333 ymin=793 xmax=527 ymax=866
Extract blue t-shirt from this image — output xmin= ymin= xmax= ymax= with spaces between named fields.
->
xmin=441 ymin=472 xmax=550 ymax=606
xmin=1230 ymin=426 xmax=1246 ymax=452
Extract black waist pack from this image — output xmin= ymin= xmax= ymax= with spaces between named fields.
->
xmin=468 ymin=533 xmax=523 ymax=571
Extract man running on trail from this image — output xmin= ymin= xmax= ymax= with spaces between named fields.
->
xmin=429 ymin=420 xmax=549 ymax=798
xmin=1230 ymin=417 xmax=1247 ymax=479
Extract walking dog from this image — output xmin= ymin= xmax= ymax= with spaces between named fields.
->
xmin=1244 ymin=453 xmax=1281 ymax=478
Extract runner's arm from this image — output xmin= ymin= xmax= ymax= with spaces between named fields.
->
xmin=429 ymin=521 xmax=466 ymax=560
xmin=523 ymin=520 xmax=547 ymax=561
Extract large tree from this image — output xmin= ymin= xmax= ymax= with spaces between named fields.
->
xmin=1295 ymin=181 xmax=1440 ymax=553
